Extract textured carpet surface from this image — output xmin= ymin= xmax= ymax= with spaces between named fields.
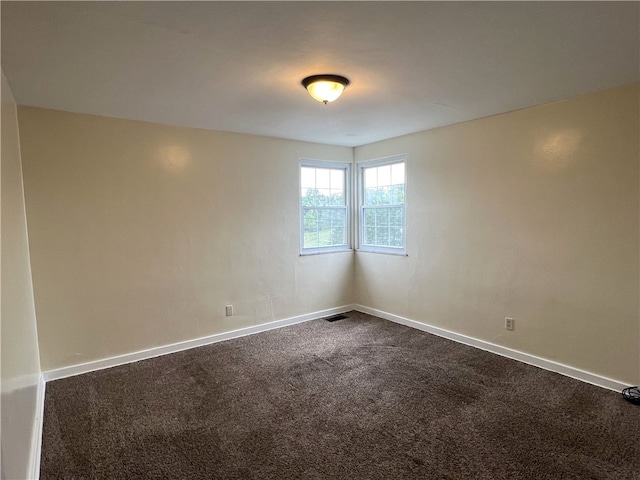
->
xmin=41 ymin=311 xmax=640 ymax=479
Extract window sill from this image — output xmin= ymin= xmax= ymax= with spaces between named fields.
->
xmin=356 ymin=248 xmax=408 ymax=256
xmin=300 ymin=248 xmax=354 ymax=256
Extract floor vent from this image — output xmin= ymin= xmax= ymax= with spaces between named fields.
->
xmin=325 ymin=314 xmax=348 ymax=322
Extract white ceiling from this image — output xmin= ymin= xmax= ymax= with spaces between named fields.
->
xmin=2 ymin=1 xmax=639 ymax=147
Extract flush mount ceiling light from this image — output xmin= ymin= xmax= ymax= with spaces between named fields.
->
xmin=301 ymin=74 xmax=350 ymax=104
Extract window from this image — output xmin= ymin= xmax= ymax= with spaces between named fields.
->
xmin=300 ymin=160 xmax=351 ymax=254
xmin=358 ymin=155 xmax=406 ymax=254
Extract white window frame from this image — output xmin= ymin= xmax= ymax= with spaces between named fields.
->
xmin=299 ymin=159 xmax=352 ymax=255
xmin=357 ymin=154 xmax=407 ymax=255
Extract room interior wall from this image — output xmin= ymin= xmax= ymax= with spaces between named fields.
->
xmin=14 ymin=82 xmax=640 ymax=389
xmin=1 ymin=71 xmax=42 ymax=479
xmin=17 ymin=107 xmax=354 ymax=371
xmin=354 ymin=82 xmax=640 ymax=386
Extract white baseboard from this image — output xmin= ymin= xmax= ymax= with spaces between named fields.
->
xmin=353 ymin=304 xmax=630 ymax=392
xmin=44 ymin=305 xmax=355 ymax=382
xmin=43 ymin=303 xmax=631 ymax=391
xmin=28 ymin=373 xmax=46 ymax=480
xmin=34 ymin=302 xmax=630 ymax=479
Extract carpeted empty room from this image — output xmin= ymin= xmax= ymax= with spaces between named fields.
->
xmin=41 ymin=312 xmax=640 ymax=480
xmin=3 ymin=3 xmax=640 ymax=479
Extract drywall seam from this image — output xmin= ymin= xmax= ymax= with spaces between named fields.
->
xmin=354 ymin=304 xmax=629 ymax=392
xmin=44 ymin=305 xmax=355 ymax=382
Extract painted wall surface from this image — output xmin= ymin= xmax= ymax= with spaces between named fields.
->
xmin=17 ymin=107 xmax=354 ymax=371
xmin=354 ymin=83 xmax=640 ymax=385
xmin=1 ymin=72 xmax=42 ymax=479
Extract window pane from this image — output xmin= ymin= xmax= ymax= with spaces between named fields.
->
xmin=365 ymin=187 xmax=375 ymax=205
xmin=300 ymin=167 xmax=345 ymax=206
xmin=364 ymin=208 xmax=376 ymax=227
xmin=364 ymin=167 xmax=377 ymax=189
xmin=331 ymin=226 xmax=345 ymax=245
xmin=375 ymin=208 xmax=389 ymax=226
xmin=303 ymin=208 xmax=317 ymax=232
xmin=376 ymin=227 xmax=389 ymax=245
xmin=300 ymin=162 xmax=350 ymax=253
xmin=361 ymin=206 xmax=404 ymax=248
xmin=377 ymin=165 xmax=391 ymax=187
xmin=364 ymin=226 xmax=375 ymax=244
xmin=363 ymin=164 xmax=405 ymax=207
xmin=331 ymin=210 xmax=345 ymax=245
xmin=301 ymin=167 xmax=316 ymax=189
xmin=330 ymin=169 xmax=344 ymax=190
xmin=389 ymin=206 xmax=403 ymax=226
xmin=391 ymin=162 xmax=405 ymax=185
xmin=316 ymin=168 xmax=330 ymax=189
xmin=378 ymin=187 xmax=390 ymax=205
xmin=302 ymin=208 xmax=318 ymax=248
xmin=390 ymin=227 xmax=403 ymax=247
xmin=318 ymin=209 xmax=330 ymax=231
xmin=312 ymin=189 xmax=322 ymax=202
xmin=390 ymin=185 xmax=404 ymax=205
xmin=302 ymin=207 xmax=347 ymax=249
xmin=304 ymin=232 xmax=318 ymax=248
xmin=318 ymin=188 xmax=331 ymax=206
xmin=359 ymin=158 xmax=405 ymax=252
xmin=302 ymin=167 xmax=346 ymax=208
xmin=329 ymin=190 xmax=344 ymax=206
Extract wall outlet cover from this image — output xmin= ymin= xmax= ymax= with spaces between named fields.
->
xmin=505 ymin=317 xmax=514 ymax=331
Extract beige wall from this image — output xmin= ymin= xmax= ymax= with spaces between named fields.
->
xmin=17 ymin=107 xmax=354 ymax=371
xmin=14 ymin=83 xmax=640 ymax=387
xmin=1 ymin=71 xmax=42 ymax=479
xmin=355 ymin=83 xmax=640 ymax=385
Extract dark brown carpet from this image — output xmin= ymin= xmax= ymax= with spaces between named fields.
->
xmin=41 ymin=311 xmax=640 ymax=479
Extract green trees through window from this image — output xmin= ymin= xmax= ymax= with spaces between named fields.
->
xmin=300 ymin=162 xmax=350 ymax=253
xmin=359 ymin=158 xmax=406 ymax=253
xmin=299 ymin=157 xmax=405 ymax=255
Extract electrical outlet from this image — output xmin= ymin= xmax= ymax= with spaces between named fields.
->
xmin=505 ymin=317 xmax=514 ymax=331
xmin=225 ymin=305 xmax=233 ymax=317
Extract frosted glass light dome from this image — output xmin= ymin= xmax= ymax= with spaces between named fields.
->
xmin=302 ymin=75 xmax=350 ymax=104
